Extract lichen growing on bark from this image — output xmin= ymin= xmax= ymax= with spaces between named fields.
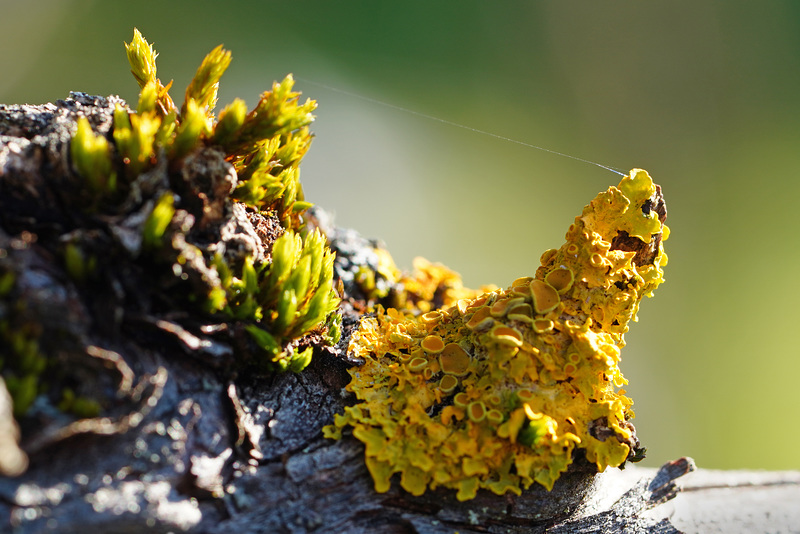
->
xmin=325 ymin=170 xmax=668 ymax=500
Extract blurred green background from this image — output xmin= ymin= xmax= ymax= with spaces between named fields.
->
xmin=2 ymin=1 xmax=799 ymax=472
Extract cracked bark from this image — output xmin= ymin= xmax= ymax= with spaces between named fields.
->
xmin=1 ymin=95 xmax=799 ymax=534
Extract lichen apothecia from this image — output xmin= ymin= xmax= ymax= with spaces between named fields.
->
xmin=324 ymin=169 xmax=668 ymax=500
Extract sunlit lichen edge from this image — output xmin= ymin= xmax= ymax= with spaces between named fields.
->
xmin=324 ymin=169 xmax=668 ymax=500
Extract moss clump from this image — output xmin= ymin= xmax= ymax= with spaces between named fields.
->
xmin=0 ymin=244 xmax=102 ymax=420
xmin=73 ymin=29 xmax=340 ymax=372
xmin=0 ymin=28 xmax=341 ymax=422
xmin=223 ymin=228 xmax=339 ymax=372
xmin=0 ymin=297 xmax=46 ymax=418
xmin=325 ymin=170 xmax=668 ymax=500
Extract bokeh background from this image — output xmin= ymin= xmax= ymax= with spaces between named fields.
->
xmin=2 ymin=1 xmax=799 ymax=472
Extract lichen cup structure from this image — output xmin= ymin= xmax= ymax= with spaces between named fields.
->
xmin=325 ymin=170 xmax=668 ymax=501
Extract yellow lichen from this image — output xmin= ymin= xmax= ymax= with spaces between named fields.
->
xmin=421 ymin=335 xmax=446 ymax=354
xmin=439 ymin=343 xmax=471 ymax=376
xmin=393 ymin=257 xmax=495 ymax=313
xmin=530 ymin=280 xmax=560 ymax=314
xmin=326 ymin=169 xmax=668 ymax=500
xmin=545 ymin=267 xmax=574 ymax=294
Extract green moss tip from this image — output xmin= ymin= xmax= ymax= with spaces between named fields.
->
xmin=70 ymin=117 xmax=116 ymax=193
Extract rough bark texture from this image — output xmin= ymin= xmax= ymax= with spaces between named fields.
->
xmin=0 ymin=95 xmax=798 ymax=534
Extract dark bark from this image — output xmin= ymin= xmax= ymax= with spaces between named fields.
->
xmin=0 ymin=95 xmax=797 ymax=534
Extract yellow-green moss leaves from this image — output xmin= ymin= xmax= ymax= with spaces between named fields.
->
xmin=113 ymin=103 xmax=161 ymax=177
xmin=170 ymin=98 xmax=207 ymax=160
xmin=4 ymin=28 xmax=341 ymax=437
xmin=221 ymin=229 xmax=340 ymax=371
xmin=124 ymin=28 xmax=176 ymax=115
xmin=221 ymin=76 xmax=316 ymax=156
xmin=125 ymin=28 xmax=158 ymax=89
xmin=272 ymin=228 xmax=340 ymax=338
xmin=0 ymin=324 xmax=46 ymax=418
xmin=63 ymin=241 xmax=97 ymax=283
xmin=212 ymin=98 xmax=247 ymax=147
xmin=0 ymin=265 xmax=101 ymax=419
xmin=142 ymin=193 xmax=176 ymax=250
xmin=325 ymin=169 xmax=668 ymax=500
xmin=184 ymin=44 xmax=231 ymax=117
xmin=118 ymin=30 xmax=337 ymax=371
xmin=109 ymin=29 xmax=336 ymax=372
xmin=71 ymin=117 xmax=116 ymax=193
xmin=228 ymin=132 xmax=313 ymax=230
xmin=120 ymin=29 xmax=317 ymax=235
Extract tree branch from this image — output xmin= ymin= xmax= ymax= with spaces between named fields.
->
xmin=1 ymin=94 xmax=797 ymax=534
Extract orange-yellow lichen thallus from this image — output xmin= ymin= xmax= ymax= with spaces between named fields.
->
xmin=324 ymin=169 xmax=668 ymax=501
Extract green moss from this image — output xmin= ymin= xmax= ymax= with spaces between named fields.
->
xmin=183 ymin=44 xmax=232 ymax=115
xmin=0 ymin=264 xmax=104 ymax=418
xmin=3 ymin=28 xmax=342 ymax=422
xmin=113 ymin=28 xmax=338 ymax=372
xmin=0 ymin=272 xmax=45 ymax=417
xmin=62 ymin=241 xmax=97 ymax=282
xmin=0 ymin=270 xmax=15 ymax=297
xmin=70 ymin=116 xmax=116 ymax=194
xmin=142 ymin=192 xmax=176 ymax=251
xmin=222 ymin=228 xmax=340 ymax=371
